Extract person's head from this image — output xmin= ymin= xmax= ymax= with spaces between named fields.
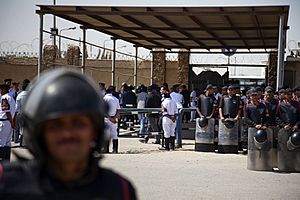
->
xmin=163 ymin=82 xmax=169 ymax=90
xmin=293 ymin=87 xmax=300 ymax=98
xmin=278 ymin=88 xmax=286 ymax=100
xmin=221 ymin=86 xmax=228 ymax=95
xmin=4 ymin=78 xmax=12 ymax=86
xmin=212 ymin=86 xmax=218 ymax=93
xmin=264 ymin=86 xmax=274 ymax=100
xmin=179 ymin=84 xmax=186 ymax=92
xmin=249 ymin=89 xmax=259 ymax=103
xmin=234 ymin=85 xmax=241 ymax=95
xmin=22 ymin=79 xmax=30 ymax=91
xmin=206 ymin=84 xmax=214 ymax=95
xmin=172 ymin=84 xmax=180 ymax=93
xmin=12 ymin=82 xmax=19 ymax=90
xmin=256 ymin=86 xmax=263 ymax=99
xmin=106 ymin=85 xmax=115 ymax=94
xmin=22 ymin=69 xmax=105 ymax=165
xmin=141 ymin=84 xmax=147 ymax=93
xmin=284 ymin=88 xmax=293 ymax=101
xmin=160 ymin=85 xmax=169 ymax=95
xmin=0 ymin=84 xmax=10 ymax=95
xmin=121 ymin=82 xmax=128 ymax=92
xmin=227 ymin=85 xmax=235 ymax=96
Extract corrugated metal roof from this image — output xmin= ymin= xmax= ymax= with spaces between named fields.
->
xmin=36 ymin=5 xmax=289 ymax=50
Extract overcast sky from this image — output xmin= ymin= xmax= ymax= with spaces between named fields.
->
xmin=1 ymin=0 xmax=300 ymax=64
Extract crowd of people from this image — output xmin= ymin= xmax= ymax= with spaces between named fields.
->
xmin=100 ymin=81 xmax=300 ymax=152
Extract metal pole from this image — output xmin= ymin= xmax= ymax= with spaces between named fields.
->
xmin=58 ymin=31 xmax=61 ymax=58
xmin=38 ymin=14 xmax=44 ymax=78
xmin=81 ymin=28 xmax=86 ymax=74
xmin=53 ymin=0 xmax=56 ymax=46
xmin=150 ymin=50 xmax=153 ymax=85
xmin=112 ymin=38 xmax=116 ymax=86
xmin=134 ymin=46 xmax=138 ymax=86
xmin=175 ymin=110 xmax=183 ymax=148
xmin=276 ymin=15 xmax=285 ymax=90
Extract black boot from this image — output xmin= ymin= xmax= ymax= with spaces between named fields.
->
xmin=104 ymin=140 xmax=110 ymax=153
xmin=165 ymin=138 xmax=170 ymax=151
xmin=112 ymin=139 xmax=118 ymax=153
xmin=152 ymin=135 xmax=161 ymax=144
xmin=170 ymin=136 xmax=175 ymax=150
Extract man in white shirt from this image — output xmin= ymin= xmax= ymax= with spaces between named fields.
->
xmin=170 ymin=84 xmax=183 ymax=110
xmin=190 ymin=88 xmax=199 ymax=122
xmin=161 ymin=93 xmax=178 ymax=151
xmin=103 ymin=86 xmax=120 ymax=153
xmin=14 ymin=79 xmax=30 ymax=146
xmin=136 ymin=85 xmax=148 ymax=136
xmin=0 ymin=84 xmax=16 ymax=161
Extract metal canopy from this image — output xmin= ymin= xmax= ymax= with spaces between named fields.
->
xmin=36 ymin=5 xmax=289 ymax=50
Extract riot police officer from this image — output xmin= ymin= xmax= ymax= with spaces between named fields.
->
xmin=277 ymin=88 xmax=300 ymax=131
xmin=219 ymin=85 xmax=242 ymax=123
xmin=196 ymin=84 xmax=218 ymax=119
xmin=244 ymin=89 xmax=268 ymax=129
xmin=245 ymin=89 xmax=274 ymax=171
xmin=263 ymin=86 xmax=280 ymax=167
xmin=195 ymin=84 xmax=218 ymax=152
xmin=218 ymin=85 xmax=242 ymax=153
xmin=0 ymin=69 xmax=137 ymax=199
xmin=276 ymin=88 xmax=300 ymax=172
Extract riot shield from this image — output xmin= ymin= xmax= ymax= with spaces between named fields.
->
xmin=277 ymin=129 xmax=300 ymax=172
xmin=247 ymin=127 xmax=273 ymax=171
xmin=218 ymin=119 xmax=239 ymax=153
xmin=195 ymin=118 xmax=215 ymax=152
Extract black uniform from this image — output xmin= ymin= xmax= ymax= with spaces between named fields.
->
xmin=219 ymin=95 xmax=242 ymax=118
xmin=123 ymin=90 xmax=137 ymax=129
xmin=0 ymin=159 xmax=137 ymax=200
xmin=244 ymin=101 xmax=267 ymax=127
xmin=144 ymin=91 xmax=161 ymax=143
xmin=276 ymin=100 xmax=300 ymax=127
xmin=197 ymin=94 xmax=218 ymax=117
xmin=264 ymin=99 xmax=279 ymax=126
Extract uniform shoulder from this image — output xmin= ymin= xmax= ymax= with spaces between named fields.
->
xmin=98 ymin=167 xmax=137 ymax=199
xmin=0 ymin=160 xmax=39 ymax=191
xmin=99 ymin=167 xmax=133 ymax=184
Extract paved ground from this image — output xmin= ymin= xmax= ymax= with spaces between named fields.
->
xmin=11 ymin=138 xmax=300 ymax=200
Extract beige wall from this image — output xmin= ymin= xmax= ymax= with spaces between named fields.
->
xmin=0 ymin=56 xmax=180 ymax=89
xmin=285 ymin=60 xmax=300 ymax=87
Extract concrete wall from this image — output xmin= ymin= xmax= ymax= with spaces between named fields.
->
xmin=284 ymin=57 xmax=300 ymax=87
xmin=0 ymin=56 xmax=179 ymax=89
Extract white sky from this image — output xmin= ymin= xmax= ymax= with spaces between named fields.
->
xmin=0 ymin=0 xmax=299 ymax=66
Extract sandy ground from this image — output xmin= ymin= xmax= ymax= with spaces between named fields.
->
xmin=11 ymin=138 xmax=300 ymax=200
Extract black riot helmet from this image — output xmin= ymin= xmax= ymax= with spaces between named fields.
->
xmin=254 ymin=129 xmax=268 ymax=143
xmin=290 ymin=132 xmax=300 ymax=147
xmin=224 ymin=118 xmax=235 ymax=129
xmin=198 ymin=116 xmax=208 ymax=128
xmin=22 ymin=69 xmax=105 ymax=161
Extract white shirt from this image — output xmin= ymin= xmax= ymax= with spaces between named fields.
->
xmin=9 ymin=88 xmax=16 ymax=99
xmin=170 ymin=92 xmax=183 ymax=109
xmin=190 ymin=90 xmax=197 ymax=102
xmin=103 ymin=93 xmax=120 ymax=117
xmin=162 ymin=98 xmax=178 ymax=116
xmin=0 ymin=93 xmax=16 ymax=119
xmin=136 ymin=92 xmax=147 ymax=109
xmin=15 ymin=90 xmax=27 ymax=113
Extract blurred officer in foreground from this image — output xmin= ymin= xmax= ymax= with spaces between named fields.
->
xmin=0 ymin=69 xmax=137 ymax=200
